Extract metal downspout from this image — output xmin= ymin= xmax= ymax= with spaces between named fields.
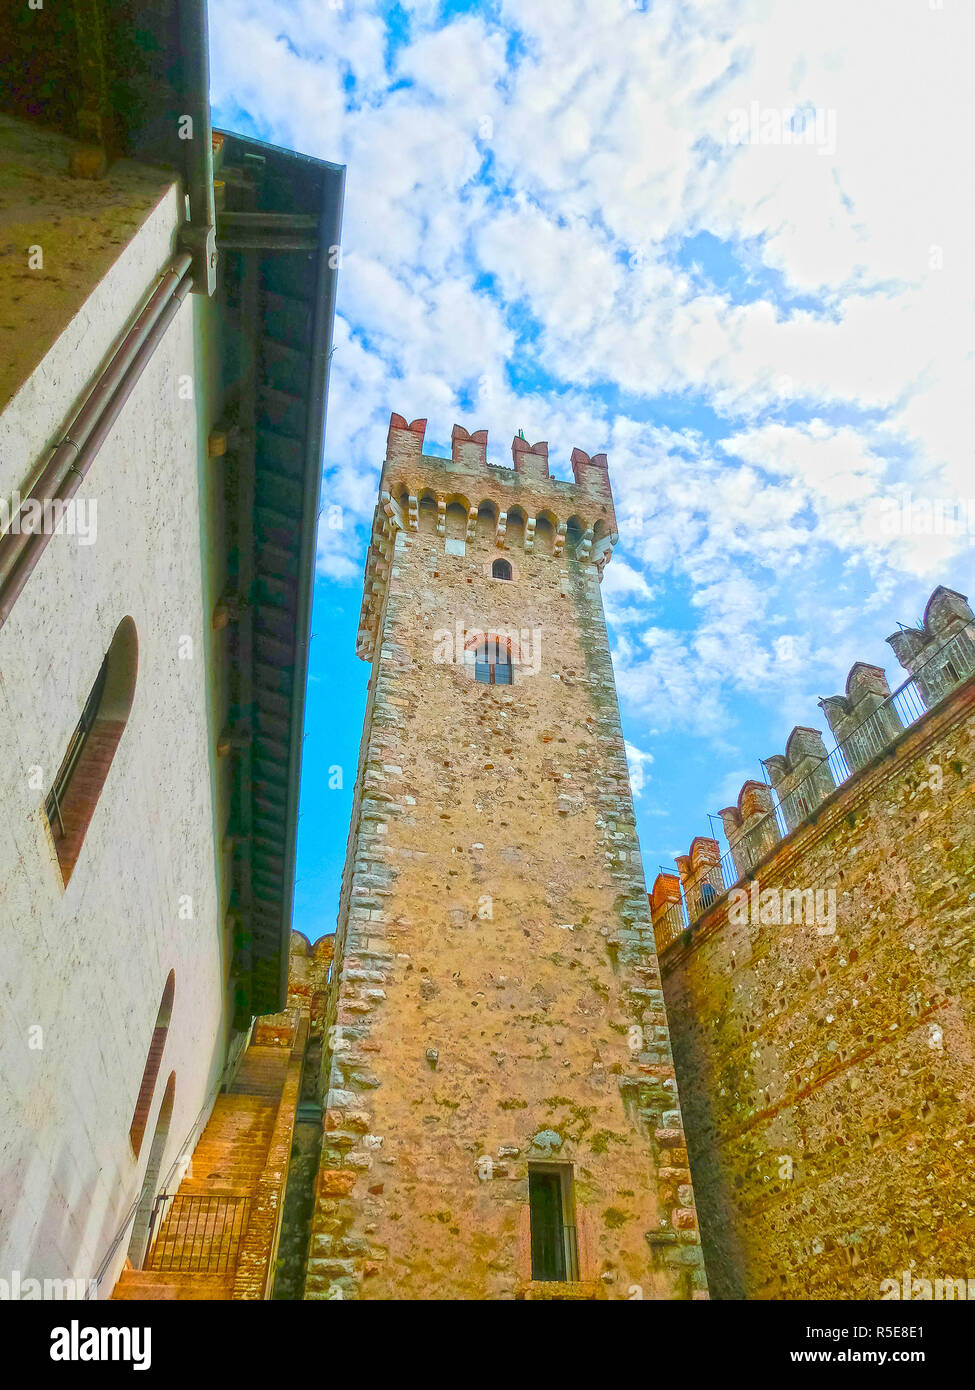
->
xmin=0 ymin=264 xmax=195 ymax=631
xmin=176 ymin=0 xmax=217 ymax=295
xmin=0 ymin=252 xmax=193 ymax=594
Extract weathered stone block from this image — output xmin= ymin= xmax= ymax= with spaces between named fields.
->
xmin=317 ymin=1170 xmax=357 ymax=1198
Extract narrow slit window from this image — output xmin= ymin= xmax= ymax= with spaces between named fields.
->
xmin=474 ymin=636 xmax=512 ymax=685
xmin=129 ymin=971 xmax=175 ymax=1158
xmin=529 ymin=1165 xmax=578 ymax=1282
xmin=45 ymin=617 xmax=137 ymax=883
xmin=46 ymin=654 xmax=109 ymax=833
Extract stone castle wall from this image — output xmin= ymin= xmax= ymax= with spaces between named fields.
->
xmin=272 ymin=933 xmax=334 ymax=1298
xmin=657 ymin=593 xmax=975 ymax=1299
xmin=305 ymin=414 xmax=708 ymax=1301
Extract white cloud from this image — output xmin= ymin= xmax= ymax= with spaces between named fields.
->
xmin=211 ymin=0 xmax=975 ymax=774
xmin=624 ymin=741 xmax=654 ymax=797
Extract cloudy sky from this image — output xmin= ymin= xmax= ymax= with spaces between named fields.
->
xmin=210 ymin=0 xmax=975 ymax=942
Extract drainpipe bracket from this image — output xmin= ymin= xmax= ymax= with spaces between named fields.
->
xmin=179 ymin=222 xmax=218 ymax=297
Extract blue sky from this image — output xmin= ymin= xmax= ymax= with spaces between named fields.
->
xmin=209 ymin=0 xmax=975 ymax=942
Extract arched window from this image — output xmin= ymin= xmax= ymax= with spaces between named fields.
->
xmin=492 ymin=558 xmax=512 ymax=581
xmin=45 ymin=616 xmax=138 ymax=884
xmin=129 ymin=971 xmax=176 ymax=1158
xmin=475 ymin=636 xmax=512 ymax=685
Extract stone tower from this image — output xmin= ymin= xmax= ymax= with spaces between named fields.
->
xmin=306 ymin=413 xmax=707 ymax=1301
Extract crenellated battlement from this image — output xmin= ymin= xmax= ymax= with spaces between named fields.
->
xmin=382 ymin=413 xmax=617 ymax=515
xmin=650 ymin=583 xmax=975 ymax=954
xmin=355 ymin=412 xmax=621 ymax=661
xmin=718 ymin=781 xmax=778 ymax=881
xmin=887 ymin=585 xmax=975 ymax=708
xmin=763 ymin=726 xmax=836 ymax=833
xmin=675 ymin=836 xmax=721 ymax=922
xmin=818 ymin=662 xmax=900 ymax=772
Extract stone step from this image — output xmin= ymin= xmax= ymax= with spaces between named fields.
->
xmin=112 ymin=1272 xmax=234 ymax=1301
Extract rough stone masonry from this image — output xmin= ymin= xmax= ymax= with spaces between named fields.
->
xmin=657 ymin=588 xmax=975 ymax=1299
xmin=304 ymin=413 xmax=708 ymax=1300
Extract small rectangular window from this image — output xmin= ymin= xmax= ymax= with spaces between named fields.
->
xmin=529 ymin=1165 xmax=578 ymax=1282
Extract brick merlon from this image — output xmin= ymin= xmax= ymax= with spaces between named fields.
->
xmin=763 ymin=726 xmax=829 ymax=783
xmin=718 ymin=780 xmax=775 ymax=831
xmin=887 ymin=585 xmax=974 ymax=672
xmin=650 ymin=871 xmax=682 ymax=921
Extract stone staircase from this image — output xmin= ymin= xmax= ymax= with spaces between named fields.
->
xmin=113 ymin=1044 xmax=296 ymax=1301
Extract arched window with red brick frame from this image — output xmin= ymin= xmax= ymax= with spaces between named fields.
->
xmin=474 ymin=634 xmax=513 ymax=685
xmin=129 ymin=971 xmax=175 ymax=1158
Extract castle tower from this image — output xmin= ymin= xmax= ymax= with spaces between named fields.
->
xmin=306 ymin=414 xmax=707 ymax=1301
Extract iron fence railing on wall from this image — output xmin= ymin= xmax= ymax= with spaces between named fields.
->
xmin=144 ymin=1193 xmax=251 ymax=1275
xmin=653 ymin=623 xmax=975 ymax=952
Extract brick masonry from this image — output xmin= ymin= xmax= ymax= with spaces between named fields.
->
xmin=50 ymin=717 xmax=127 ymax=882
xmin=659 ymin=648 xmax=975 ymax=1298
xmin=304 ymin=414 xmax=708 ymax=1301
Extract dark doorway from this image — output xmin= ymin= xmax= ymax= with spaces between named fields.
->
xmin=529 ymin=1166 xmax=577 ymax=1281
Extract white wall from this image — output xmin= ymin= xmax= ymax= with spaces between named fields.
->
xmin=0 ymin=180 xmax=231 ymax=1295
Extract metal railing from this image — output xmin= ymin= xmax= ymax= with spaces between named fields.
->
xmin=144 ymin=1193 xmax=251 ymax=1275
xmin=87 ymin=1067 xmax=234 ymax=1297
xmin=654 ymin=623 xmax=975 ymax=951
